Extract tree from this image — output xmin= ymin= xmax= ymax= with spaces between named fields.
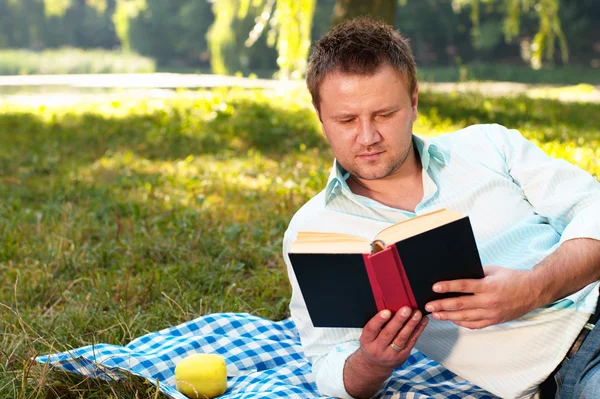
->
xmin=331 ymin=0 xmax=396 ymax=26
xmin=452 ymin=0 xmax=568 ymax=68
xmin=395 ymin=1 xmax=471 ymax=66
xmin=206 ymin=0 xmax=238 ymax=75
xmin=272 ymin=0 xmax=316 ymax=79
xmin=127 ymin=0 xmax=214 ymax=67
xmin=207 ymin=0 xmax=316 ymax=79
xmin=3 ymin=0 xmax=597 ymax=75
xmin=112 ymin=0 xmax=146 ymax=52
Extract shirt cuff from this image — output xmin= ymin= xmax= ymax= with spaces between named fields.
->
xmin=313 ymin=341 xmax=360 ymax=399
xmin=559 ymin=206 xmax=600 ymax=245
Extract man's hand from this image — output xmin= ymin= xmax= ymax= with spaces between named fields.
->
xmin=426 ymin=239 xmax=600 ymax=330
xmin=357 ymin=307 xmax=427 ymax=369
xmin=424 ymin=265 xmax=543 ymax=330
xmin=343 ymin=307 xmax=428 ymax=399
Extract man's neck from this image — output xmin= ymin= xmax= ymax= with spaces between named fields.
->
xmin=346 ymin=146 xmax=424 ymax=213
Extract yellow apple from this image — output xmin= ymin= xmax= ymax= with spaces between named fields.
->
xmin=175 ymin=353 xmax=227 ymax=399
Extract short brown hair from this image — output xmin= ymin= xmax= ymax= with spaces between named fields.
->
xmin=306 ymin=17 xmax=417 ymax=108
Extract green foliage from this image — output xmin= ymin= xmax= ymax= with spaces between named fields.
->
xmin=42 ymin=0 xmax=71 ymax=17
xmin=396 ymin=0 xmax=472 ymax=65
xmin=112 ymin=0 xmax=147 ymax=52
xmin=207 ymin=0 xmax=317 ymax=78
xmin=310 ymin=0 xmax=336 ymax=41
xmin=396 ymin=0 xmax=599 ymax=68
xmin=0 ymin=88 xmax=598 ymax=397
xmin=0 ymin=48 xmax=156 ymax=75
xmin=0 ymin=0 xmax=119 ymax=49
xmin=207 ymin=0 xmax=290 ymax=76
xmin=451 ymin=0 xmax=568 ymax=67
xmin=272 ymin=0 xmax=317 ymax=79
xmin=2 ymin=0 xmax=600 ymax=77
xmin=530 ymin=0 xmax=568 ymax=68
xmin=0 ymin=0 xmax=47 ymax=48
xmin=128 ymin=0 xmax=214 ymax=66
xmin=331 ymin=0 xmax=396 ymax=27
xmin=207 ymin=0 xmax=237 ymax=75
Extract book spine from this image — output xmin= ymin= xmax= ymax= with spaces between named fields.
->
xmin=390 ymin=245 xmax=418 ymax=310
xmin=363 ymin=254 xmax=386 ymax=312
xmin=367 ymin=247 xmax=413 ymax=313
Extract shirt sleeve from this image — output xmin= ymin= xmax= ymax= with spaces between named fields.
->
xmin=282 ymin=231 xmax=362 ymax=399
xmin=484 ymin=124 xmax=600 ymax=310
xmin=485 ymin=124 xmax=600 ymax=245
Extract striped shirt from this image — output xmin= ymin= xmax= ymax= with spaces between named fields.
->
xmin=282 ymin=124 xmax=600 ymax=399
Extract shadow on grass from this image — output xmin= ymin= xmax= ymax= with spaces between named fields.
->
xmin=0 ymin=99 xmax=326 ymax=178
xmin=2 ymin=92 xmax=597 ymax=185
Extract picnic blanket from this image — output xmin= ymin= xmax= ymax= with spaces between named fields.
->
xmin=36 ymin=313 xmax=497 ymax=398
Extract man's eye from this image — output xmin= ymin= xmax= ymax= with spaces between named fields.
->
xmin=378 ymin=112 xmax=394 ymax=119
xmin=339 ymin=119 xmax=354 ymax=124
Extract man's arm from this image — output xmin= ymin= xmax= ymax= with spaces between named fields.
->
xmin=530 ymin=238 xmax=600 ymax=310
xmin=343 ymin=308 xmax=428 ymax=399
xmin=426 ymin=126 xmax=600 ymax=329
xmin=425 ymin=238 xmax=600 ymax=329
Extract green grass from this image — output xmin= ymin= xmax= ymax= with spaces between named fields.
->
xmin=0 ymin=87 xmax=598 ymax=398
xmin=0 ymin=48 xmax=156 ymax=75
xmin=418 ymin=63 xmax=600 ymax=85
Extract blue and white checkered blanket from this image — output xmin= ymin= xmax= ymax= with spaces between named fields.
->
xmin=36 ymin=313 xmax=496 ymax=398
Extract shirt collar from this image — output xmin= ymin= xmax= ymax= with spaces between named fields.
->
xmin=324 ymin=134 xmax=446 ymax=204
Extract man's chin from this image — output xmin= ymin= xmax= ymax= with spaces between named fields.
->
xmin=341 ymin=159 xmax=398 ymax=181
xmin=351 ymin=168 xmax=393 ymax=181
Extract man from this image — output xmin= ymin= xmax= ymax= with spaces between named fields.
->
xmin=282 ymin=18 xmax=600 ymax=399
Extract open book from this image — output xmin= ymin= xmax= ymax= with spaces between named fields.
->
xmin=288 ymin=209 xmax=484 ymax=328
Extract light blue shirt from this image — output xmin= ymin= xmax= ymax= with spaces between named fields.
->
xmin=283 ymin=124 xmax=600 ymax=399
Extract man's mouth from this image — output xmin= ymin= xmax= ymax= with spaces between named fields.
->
xmin=358 ymin=151 xmax=384 ymax=160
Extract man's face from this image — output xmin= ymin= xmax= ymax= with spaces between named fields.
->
xmin=315 ymin=64 xmax=418 ymax=181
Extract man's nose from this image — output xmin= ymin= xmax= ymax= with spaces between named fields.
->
xmin=357 ymin=119 xmax=381 ymax=146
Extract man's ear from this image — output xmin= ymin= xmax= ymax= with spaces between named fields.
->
xmin=312 ymin=101 xmax=323 ymax=123
xmin=411 ymin=85 xmax=419 ymax=121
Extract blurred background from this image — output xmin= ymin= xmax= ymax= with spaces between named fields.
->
xmin=0 ymin=0 xmax=598 ymax=83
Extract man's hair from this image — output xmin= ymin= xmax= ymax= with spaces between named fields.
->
xmin=306 ymin=17 xmax=417 ymax=109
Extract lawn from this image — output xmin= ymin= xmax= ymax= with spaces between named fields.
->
xmin=0 ymin=87 xmax=598 ymax=398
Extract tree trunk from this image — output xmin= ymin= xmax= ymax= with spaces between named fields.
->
xmin=331 ymin=0 xmax=396 ymax=27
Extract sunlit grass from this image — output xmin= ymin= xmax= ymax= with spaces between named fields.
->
xmin=0 ymin=87 xmax=598 ymax=398
xmin=526 ymin=83 xmax=600 ymax=103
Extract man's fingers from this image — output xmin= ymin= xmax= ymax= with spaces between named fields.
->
xmin=387 ymin=310 xmax=423 ymax=350
xmin=425 ymin=295 xmax=479 ymax=313
xmin=432 ymin=278 xmax=483 ymax=295
xmin=402 ymin=315 xmax=429 ymax=350
xmin=360 ymin=310 xmax=393 ymax=343
xmin=431 ymin=309 xmax=492 ymax=322
xmin=378 ymin=307 xmax=413 ymax=343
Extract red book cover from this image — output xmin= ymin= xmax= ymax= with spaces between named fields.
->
xmin=365 ymin=246 xmax=417 ymax=312
xmin=363 ymin=254 xmax=385 ymax=311
xmin=389 ymin=245 xmax=418 ymax=309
